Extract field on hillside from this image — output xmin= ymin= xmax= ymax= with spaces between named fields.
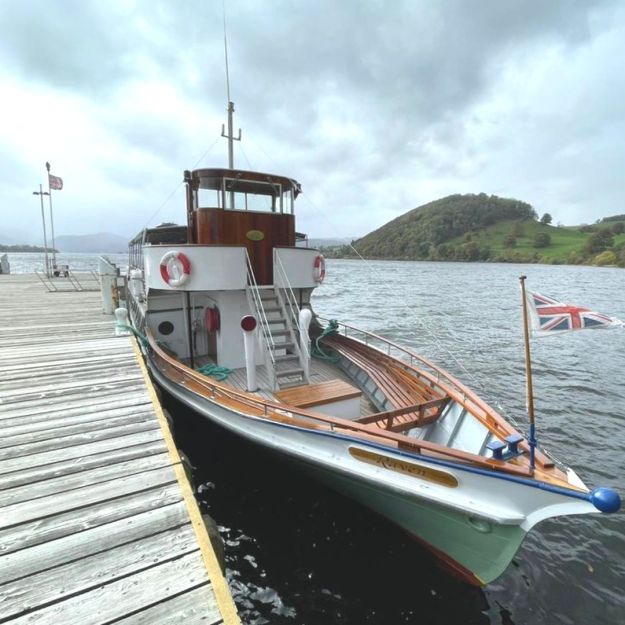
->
xmin=449 ymin=219 xmax=625 ymax=264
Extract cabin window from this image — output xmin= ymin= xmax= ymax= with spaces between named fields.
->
xmin=195 ymin=174 xmax=295 ymax=214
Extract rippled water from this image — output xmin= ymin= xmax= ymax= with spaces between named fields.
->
xmin=10 ymin=253 xmax=623 ymax=623
xmin=170 ymin=259 xmax=625 ymax=625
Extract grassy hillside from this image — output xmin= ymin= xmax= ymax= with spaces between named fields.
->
xmin=329 ymin=194 xmax=625 ymax=267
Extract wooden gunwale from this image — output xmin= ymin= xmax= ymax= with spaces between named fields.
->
xmin=147 ymin=331 xmax=534 ymax=478
xmin=316 ymin=318 xmax=555 ymax=469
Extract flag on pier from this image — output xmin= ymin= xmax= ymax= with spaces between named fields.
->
xmin=527 ymin=291 xmax=623 ymax=336
xmin=48 ymin=174 xmax=63 ymax=190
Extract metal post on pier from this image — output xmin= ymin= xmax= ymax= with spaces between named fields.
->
xmin=33 ymin=184 xmax=50 ymax=277
xmin=45 ymin=162 xmax=57 ymax=271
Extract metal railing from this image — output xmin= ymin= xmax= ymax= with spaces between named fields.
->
xmin=316 ymin=316 xmax=523 ymax=442
xmin=244 ymin=250 xmax=276 ymax=390
xmin=148 ymin=338 xmax=536 ymax=478
xmin=34 ymin=269 xmax=100 ymax=292
xmin=274 ymin=251 xmax=309 ymax=361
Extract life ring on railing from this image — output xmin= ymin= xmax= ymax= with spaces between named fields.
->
xmin=160 ymin=251 xmax=191 ymax=287
xmin=313 ymin=254 xmax=326 ymax=284
xmin=205 ymin=307 xmax=220 ymax=333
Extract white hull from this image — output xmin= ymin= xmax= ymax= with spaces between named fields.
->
xmin=149 ymin=357 xmax=597 ymax=585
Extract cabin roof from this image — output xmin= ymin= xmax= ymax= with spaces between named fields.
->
xmin=188 ymin=168 xmax=301 ymax=196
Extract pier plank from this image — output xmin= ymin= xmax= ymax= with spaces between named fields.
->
xmin=0 ymin=428 xmax=164 ymax=477
xmin=0 ymin=483 xmax=183 ymax=555
xmin=0 ymin=275 xmax=238 ymax=625
xmin=0 ymin=526 xmax=201 ymax=620
xmin=0 ymin=419 xmax=160 ymax=461
xmin=0 ymin=501 xmax=189 ymax=585
xmin=4 ymin=551 xmax=210 ymax=625
xmin=0 ymin=438 xmax=167 ymax=491
xmin=113 ymin=585 xmax=223 ymax=625
xmin=0 ymin=390 xmax=150 ymax=423
xmin=0 ymin=409 xmax=155 ymax=449
xmin=0 ymin=465 xmax=177 ymax=529
xmin=0 ymin=384 xmax=149 ymax=418
xmin=0 ymin=451 xmax=172 ymax=507
xmin=0 ymin=401 xmax=154 ymax=435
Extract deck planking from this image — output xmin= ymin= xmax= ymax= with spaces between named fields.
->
xmin=0 ymin=274 xmax=239 ymax=625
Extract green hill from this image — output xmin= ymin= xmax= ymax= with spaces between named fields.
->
xmin=339 ymin=193 xmax=625 ymax=267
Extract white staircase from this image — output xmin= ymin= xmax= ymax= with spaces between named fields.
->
xmin=256 ymin=287 xmax=309 ymax=389
xmin=244 ymin=251 xmax=310 ymax=391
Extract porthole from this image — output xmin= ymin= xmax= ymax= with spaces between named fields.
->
xmin=158 ymin=321 xmax=174 ymax=336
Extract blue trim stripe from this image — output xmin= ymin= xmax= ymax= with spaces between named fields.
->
xmin=248 ymin=413 xmax=595 ymax=504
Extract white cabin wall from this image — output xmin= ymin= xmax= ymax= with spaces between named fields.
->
xmin=274 ymin=247 xmax=320 ymax=288
xmin=213 ymin=291 xmax=263 ymax=369
xmin=144 ymin=245 xmax=247 ymax=291
xmin=146 ymin=292 xmax=190 ymax=359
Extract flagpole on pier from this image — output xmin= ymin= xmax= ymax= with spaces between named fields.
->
xmin=33 ymin=185 xmax=51 ymax=277
xmin=519 ymin=275 xmax=537 ymax=471
xmin=45 ymin=161 xmax=57 ymax=272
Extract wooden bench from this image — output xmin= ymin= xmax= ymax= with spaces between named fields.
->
xmin=275 ymin=379 xmax=362 ymax=419
xmin=321 ymin=335 xmax=450 ymax=431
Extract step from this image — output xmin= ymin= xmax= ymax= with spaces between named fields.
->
xmin=263 ymin=307 xmax=283 ymax=314
xmin=275 ymin=354 xmax=299 ymax=363
xmin=271 ymin=329 xmax=292 ymax=337
xmin=279 ymin=379 xmax=306 ymax=389
xmin=271 ymin=342 xmax=294 ymax=350
xmin=275 ymin=367 xmax=304 ymax=378
xmin=261 ymin=318 xmax=286 ymax=326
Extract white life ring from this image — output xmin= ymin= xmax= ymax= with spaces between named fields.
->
xmin=160 ymin=251 xmax=191 ymax=287
xmin=313 ymin=254 xmax=326 ymax=284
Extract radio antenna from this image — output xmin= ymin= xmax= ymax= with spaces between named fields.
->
xmin=221 ymin=0 xmax=241 ymax=170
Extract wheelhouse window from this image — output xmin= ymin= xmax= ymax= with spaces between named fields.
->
xmin=195 ymin=174 xmax=295 ymax=214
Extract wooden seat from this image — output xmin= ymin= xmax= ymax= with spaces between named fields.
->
xmin=320 ymin=334 xmax=450 ymax=431
xmin=275 ymin=378 xmax=361 ymax=409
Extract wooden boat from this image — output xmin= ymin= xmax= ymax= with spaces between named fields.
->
xmin=126 ymin=105 xmax=620 ymax=586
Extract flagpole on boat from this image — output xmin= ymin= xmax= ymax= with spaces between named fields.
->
xmin=519 ymin=275 xmax=537 ymax=471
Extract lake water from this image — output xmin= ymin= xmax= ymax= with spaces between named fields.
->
xmin=6 ymin=254 xmax=624 ymax=624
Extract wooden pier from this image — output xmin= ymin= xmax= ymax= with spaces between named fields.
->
xmin=0 ymin=274 xmax=240 ymax=624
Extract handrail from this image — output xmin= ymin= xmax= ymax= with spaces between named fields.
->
xmin=274 ymin=251 xmax=309 ymax=360
xmin=146 ymin=329 xmax=548 ymax=480
xmin=316 ymin=316 xmax=554 ymax=468
xmin=245 ymin=251 xmax=275 ymax=353
xmin=244 ymin=249 xmax=276 ymax=389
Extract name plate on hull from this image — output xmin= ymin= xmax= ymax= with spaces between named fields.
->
xmin=349 ymin=447 xmax=458 ymax=488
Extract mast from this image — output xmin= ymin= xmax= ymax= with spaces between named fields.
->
xmin=220 ymin=101 xmax=241 ymax=171
xmin=220 ymin=0 xmax=240 ymax=209
xmin=519 ymin=275 xmax=537 ymax=471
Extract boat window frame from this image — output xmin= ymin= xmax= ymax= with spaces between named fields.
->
xmin=221 ymin=177 xmax=284 ymax=213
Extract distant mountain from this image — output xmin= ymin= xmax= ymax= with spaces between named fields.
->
xmin=55 ymin=233 xmax=129 ymax=253
xmin=307 ymin=237 xmax=356 ymax=248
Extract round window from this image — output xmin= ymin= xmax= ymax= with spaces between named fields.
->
xmin=158 ymin=321 xmax=174 ymax=336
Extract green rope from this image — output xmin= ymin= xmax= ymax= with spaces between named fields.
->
xmin=196 ymin=363 xmax=233 ymax=381
xmin=116 ymin=323 xmax=149 ymax=348
xmin=312 ymin=319 xmax=340 ymax=363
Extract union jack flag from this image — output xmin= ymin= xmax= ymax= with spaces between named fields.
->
xmin=527 ymin=291 xmax=623 ymax=336
xmin=48 ymin=174 xmax=63 ymax=190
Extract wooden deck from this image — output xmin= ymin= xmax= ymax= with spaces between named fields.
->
xmin=0 ymin=274 xmax=239 ymax=625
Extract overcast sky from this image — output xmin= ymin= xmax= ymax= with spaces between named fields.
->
xmin=1 ymin=0 xmax=624 ymax=244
